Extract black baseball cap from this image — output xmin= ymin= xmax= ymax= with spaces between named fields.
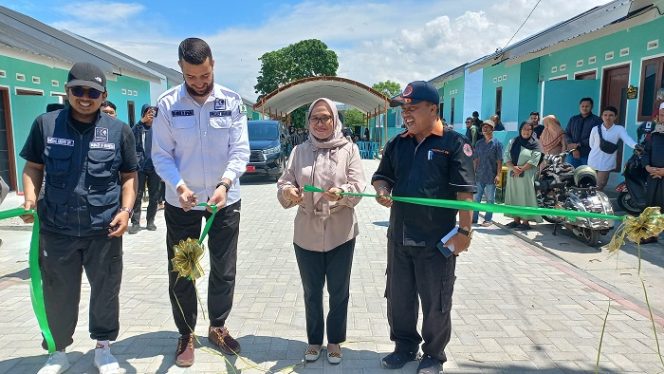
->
xmin=66 ymin=62 xmax=106 ymax=92
xmin=390 ymin=81 xmax=439 ymax=107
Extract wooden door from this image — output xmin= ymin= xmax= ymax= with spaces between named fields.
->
xmin=0 ymin=88 xmax=16 ymax=190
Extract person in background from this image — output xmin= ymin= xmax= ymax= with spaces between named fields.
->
xmin=46 ymin=103 xmax=65 ymax=113
xmin=588 ymin=106 xmax=637 ymax=191
xmin=641 ymin=102 xmax=664 ymax=244
xmin=504 ymin=122 xmax=542 ymax=230
xmin=129 ymin=104 xmax=161 ymax=233
xmin=539 ymin=115 xmax=566 ymax=155
xmin=491 ymin=113 xmax=505 ymax=131
xmin=471 ymin=111 xmax=482 ymax=129
xmin=565 ymin=97 xmax=602 ymax=168
xmin=465 ymin=117 xmax=479 ymax=147
xmin=530 ymin=111 xmax=543 ymax=138
xmin=101 ymin=100 xmax=117 ymax=118
xmin=472 ymin=119 xmax=502 ymax=226
xmin=277 ymin=98 xmax=366 ymax=365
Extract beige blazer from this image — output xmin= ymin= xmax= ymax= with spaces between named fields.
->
xmin=277 ymin=140 xmax=366 ymax=252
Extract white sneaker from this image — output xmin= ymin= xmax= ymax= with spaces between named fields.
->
xmin=37 ymin=351 xmax=70 ymax=374
xmin=94 ymin=346 xmax=120 ymax=374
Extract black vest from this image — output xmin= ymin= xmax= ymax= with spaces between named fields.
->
xmin=38 ymin=109 xmax=124 ymax=236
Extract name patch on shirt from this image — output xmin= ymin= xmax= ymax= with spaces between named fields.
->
xmin=47 ymin=137 xmax=74 ymax=147
xmin=210 ymin=110 xmax=232 ymax=118
xmin=172 ymin=110 xmax=194 ymax=117
xmin=89 ymin=142 xmax=116 ymax=150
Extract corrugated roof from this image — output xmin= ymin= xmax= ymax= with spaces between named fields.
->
xmin=146 ymin=61 xmax=184 ymax=85
xmin=0 ymin=5 xmax=160 ymax=80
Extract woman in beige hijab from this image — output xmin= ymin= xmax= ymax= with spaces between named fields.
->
xmin=539 ymin=115 xmax=567 ymax=155
xmin=277 ymin=98 xmax=366 ymax=364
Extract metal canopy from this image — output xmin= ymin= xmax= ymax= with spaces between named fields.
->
xmin=253 ymin=76 xmax=389 ymax=118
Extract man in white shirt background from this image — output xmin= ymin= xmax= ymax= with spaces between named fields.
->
xmin=152 ymin=37 xmax=250 ymax=368
xmin=588 ymin=106 xmax=637 ymax=191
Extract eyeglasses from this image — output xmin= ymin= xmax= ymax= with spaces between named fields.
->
xmin=309 ymin=115 xmax=332 ymax=125
xmin=70 ymin=86 xmax=103 ymax=99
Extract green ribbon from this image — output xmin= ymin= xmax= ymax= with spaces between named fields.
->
xmin=304 ymin=185 xmax=626 ymax=221
xmin=0 ymin=207 xmax=55 ymax=353
xmin=196 ymin=203 xmax=218 ymax=244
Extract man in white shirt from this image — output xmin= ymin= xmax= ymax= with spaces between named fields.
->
xmin=152 ymin=38 xmax=250 ymax=367
xmin=588 ymin=106 xmax=637 ymax=191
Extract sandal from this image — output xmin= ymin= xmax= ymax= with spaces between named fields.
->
xmin=517 ymin=223 xmax=531 ymax=230
xmin=327 ymin=344 xmax=342 ymax=364
xmin=304 ymin=345 xmax=321 ymax=362
xmin=505 ymin=221 xmax=520 ymax=228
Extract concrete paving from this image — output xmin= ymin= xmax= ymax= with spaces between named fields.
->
xmin=0 ymin=159 xmax=662 ymax=373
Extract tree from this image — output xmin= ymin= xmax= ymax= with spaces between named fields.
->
xmin=372 ymin=80 xmax=401 ymax=98
xmin=255 ymin=40 xmax=338 ymax=128
xmin=341 ymin=108 xmax=365 ymax=127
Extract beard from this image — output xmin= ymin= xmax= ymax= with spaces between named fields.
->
xmin=185 ymin=76 xmax=214 ymax=98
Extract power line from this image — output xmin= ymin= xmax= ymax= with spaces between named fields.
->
xmin=502 ymin=0 xmax=543 ymax=50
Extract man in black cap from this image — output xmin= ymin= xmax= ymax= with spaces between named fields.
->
xmin=372 ymin=80 xmax=475 ymax=374
xmin=20 ymin=62 xmax=138 ymax=374
xmin=129 ymin=104 xmax=161 ymax=234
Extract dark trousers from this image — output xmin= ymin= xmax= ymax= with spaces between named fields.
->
xmin=165 ymin=201 xmax=241 ymax=335
xmin=385 ymin=239 xmax=456 ymax=362
xmin=39 ymin=231 xmax=123 ymax=351
xmin=131 ymin=169 xmax=161 ymax=225
xmin=294 ymin=239 xmax=355 ymax=345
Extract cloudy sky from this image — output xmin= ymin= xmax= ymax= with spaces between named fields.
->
xmin=6 ymin=0 xmax=609 ymax=101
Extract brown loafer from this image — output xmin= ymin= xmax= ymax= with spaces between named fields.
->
xmin=175 ymin=334 xmax=194 ymax=367
xmin=208 ymin=326 xmax=241 ymax=355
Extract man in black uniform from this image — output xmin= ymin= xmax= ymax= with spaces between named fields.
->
xmin=372 ymin=81 xmax=475 ymax=374
xmin=564 ymin=97 xmax=602 ymax=168
xmin=20 ymin=62 xmax=138 ymax=374
xmin=129 ymin=104 xmax=161 ymax=234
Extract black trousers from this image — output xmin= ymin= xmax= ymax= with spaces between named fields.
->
xmin=385 ymin=239 xmax=456 ymax=362
xmin=39 ymin=231 xmax=123 ymax=351
xmin=294 ymin=239 xmax=355 ymax=345
xmin=165 ymin=200 xmax=241 ymax=335
xmin=131 ymin=169 xmax=161 ymax=225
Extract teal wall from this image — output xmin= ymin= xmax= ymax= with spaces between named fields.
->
xmin=0 ymin=54 xmax=152 ymax=191
xmin=518 ymin=59 xmax=541 ymax=122
xmin=439 ymin=74 xmax=465 ymax=126
xmin=481 ymin=63 xmax=523 ymax=130
xmin=538 ymin=16 xmax=664 ymax=140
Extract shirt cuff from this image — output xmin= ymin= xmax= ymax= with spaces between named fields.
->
xmin=222 ymin=170 xmax=237 ymax=184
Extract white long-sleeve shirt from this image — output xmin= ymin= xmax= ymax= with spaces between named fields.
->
xmin=588 ymin=123 xmax=636 ymax=171
xmin=152 ymin=83 xmax=250 ymax=208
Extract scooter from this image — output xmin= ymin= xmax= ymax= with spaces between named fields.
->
xmin=536 ymin=150 xmax=615 ymax=246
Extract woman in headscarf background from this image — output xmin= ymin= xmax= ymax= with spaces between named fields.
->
xmin=277 ymin=98 xmax=366 ymax=364
xmin=539 ymin=115 xmax=566 ymax=155
xmin=641 ymin=101 xmax=664 ymax=244
xmin=503 ymin=122 xmax=543 ymax=230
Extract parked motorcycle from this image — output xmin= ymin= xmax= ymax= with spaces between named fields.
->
xmin=536 ymin=151 xmax=614 ymax=246
xmin=616 ymin=147 xmax=647 ymax=215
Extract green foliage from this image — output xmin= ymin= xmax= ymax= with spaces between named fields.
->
xmin=341 ymin=108 xmax=365 ymax=126
xmin=255 ymin=39 xmax=339 ymax=128
xmin=255 ymin=39 xmax=339 ymax=97
xmin=372 ymin=80 xmax=401 ymax=98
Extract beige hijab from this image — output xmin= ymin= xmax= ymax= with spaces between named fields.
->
xmin=306 ymin=98 xmax=350 ymax=215
xmin=539 ymin=115 xmax=564 ymax=154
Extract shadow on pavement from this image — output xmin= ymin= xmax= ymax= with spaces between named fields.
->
xmin=460 ymin=362 xmax=623 ymax=373
xmin=0 ymin=351 xmax=85 ymax=374
xmin=0 ymin=267 xmax=29 ymax=280
xmin=106 ymin=332 xmax=380 ymax=373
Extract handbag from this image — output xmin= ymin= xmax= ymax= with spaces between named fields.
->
xmin=597 ymin=124 xmax=619 ymax=154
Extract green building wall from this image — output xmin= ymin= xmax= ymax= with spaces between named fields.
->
xmin=439 ymin=74 xmax=465 ymax=127
xmin=0 ymin=54 xmax=152 ymax=191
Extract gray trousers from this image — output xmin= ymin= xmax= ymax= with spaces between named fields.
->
xmin=39 ymin=231 xmax=123 ymax=351
xmin=385 ymin=239 xmax=456 ymax=362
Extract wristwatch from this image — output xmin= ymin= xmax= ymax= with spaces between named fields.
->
xmin=458 ymin=226 xmax=473 ymax=239
xmin=216 ymin=181 xmax=231 ymax=192
xmin=118 ymin=207 xmax=133 ymax=218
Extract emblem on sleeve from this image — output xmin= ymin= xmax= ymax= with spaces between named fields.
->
xmin=239 ymin=104 xmax=247 ymax=114
xmin=463 ymin=143 xmax=473 ymax=157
